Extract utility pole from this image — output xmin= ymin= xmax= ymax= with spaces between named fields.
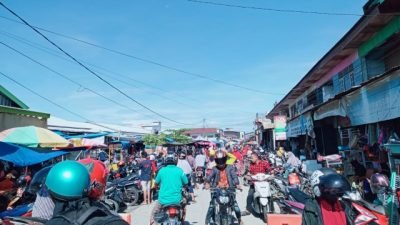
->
xmin=202 ymin=118 xmax=206 ymax=138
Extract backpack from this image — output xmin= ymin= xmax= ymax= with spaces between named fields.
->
xmin=52 ymin=205 xmax=128 ymax=225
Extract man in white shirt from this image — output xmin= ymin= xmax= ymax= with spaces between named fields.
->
xmin=177 ymin=153 xmax=196 ymax=203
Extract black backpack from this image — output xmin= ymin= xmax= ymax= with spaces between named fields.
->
xmin=51 ymin=205 xmax=128 ymax=225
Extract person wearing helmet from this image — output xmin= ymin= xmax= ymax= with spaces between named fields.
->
xmin=151 ymin=153 xmax=188 ymax=225
xmin=6 ymin=174 xmax=33 ymax=208
xmin=302 ymin=170 xmax=355 ymax=225
xmin=117 ymin=161 xmax=127 ymax=178
xmin=45 ymin=160 xmax=128 ymax=225
xmin=204 ymin=150 xmax=243 ymax=225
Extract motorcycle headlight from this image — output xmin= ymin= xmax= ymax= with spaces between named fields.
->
xmin=218 ymin=196 xmax=230 ymax=204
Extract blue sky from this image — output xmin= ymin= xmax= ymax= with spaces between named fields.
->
xmin=0 ymin=0 xmax=365 ymax=132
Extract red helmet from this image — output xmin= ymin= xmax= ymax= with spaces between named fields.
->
xmin=79 ymin=159 xmax=108 ymax=199
xmin=118 ymin=161 xmax=125 ymax=167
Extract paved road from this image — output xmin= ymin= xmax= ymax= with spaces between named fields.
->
xmin=130 ymin=184 xmax=265 ymax=225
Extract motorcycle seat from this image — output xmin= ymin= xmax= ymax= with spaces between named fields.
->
xmin=162 ymin=204 xmax=181 ymax=209
xmin=359 ymin=200 xmax=386 ymax=215
xmin=288 ymin=188 xmax=310 ymax=204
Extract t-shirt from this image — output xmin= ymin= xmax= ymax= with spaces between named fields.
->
xmin=218 ymin=169 xmax=229 ymax=188
xmin=155 ymin=165 xmax=188 ymax=205
xmin=195 ymin=155 xmax=207 ymax=168
xmin=139 ymin=159 xmax=153 ymax=181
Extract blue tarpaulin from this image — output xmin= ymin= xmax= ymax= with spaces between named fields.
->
xmin=63 ymin=132 xmax=112 ymax=139
xmin=0 ymin=142 xmax=68 ymax=167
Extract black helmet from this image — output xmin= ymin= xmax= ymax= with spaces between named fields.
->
xmin=16 ymin=175 xmax=31 ymax=187
xmin=215 ymin=151 xmax=227 ymax=167
xmin=27 ymin=166 xmax=52 ymax=194
xmin=165 ymin=153 xmax=177 ymax=165
xmin=318 ymin=173 xmax=350 ymax=201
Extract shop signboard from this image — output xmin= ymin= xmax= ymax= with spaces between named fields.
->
xmin=274 ymin=115 xmax=287 ymax=140
xmin=287 ymin=112 xmax=314 ymax=137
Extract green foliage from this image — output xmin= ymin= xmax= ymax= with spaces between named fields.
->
xmin=143 ymin=129 xmax=192 ymax=146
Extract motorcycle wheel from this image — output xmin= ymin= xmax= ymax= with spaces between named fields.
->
xmin=262 ymin=206 xmax=269 ymax=223
xmin=124 ymin=187 xmax=139 ymax=206
xmin=104 ymin=198 xmax=120 ymax=213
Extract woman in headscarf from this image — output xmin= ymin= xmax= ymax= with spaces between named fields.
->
xmin=285 ymin=151 xmax=301 ymax=168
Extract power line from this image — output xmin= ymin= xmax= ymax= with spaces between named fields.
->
xmin=0 ymin=30 xmax=199 ymax=109
xmin=0 ymin=2 xmax=192 ymax=125
xmin=187 ymin=0 xmax=365 ymax=16
xmin=0 ymin=70 xmax=123 ymax=132
xmin=0 ymin=41 xmax=160 ymax=122
xmin=0 ymin=14 xmax=283 ymax=96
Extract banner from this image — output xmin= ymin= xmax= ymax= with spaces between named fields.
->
xmin=274 ymin=115 xmax=287 ymax=140
xmin=345 ymin=70 xmax=400 ymax=126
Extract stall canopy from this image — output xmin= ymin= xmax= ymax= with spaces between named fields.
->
xmin=313 ymin=99 xmax=347 ymax=121
xmin=0 ymin=126 xmax=68 ymax=148
xmin=0 ymin=141 xmax=68 ymax=166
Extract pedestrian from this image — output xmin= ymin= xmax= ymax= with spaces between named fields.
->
xmin=139 ymin=151 xmax=153 ymax=204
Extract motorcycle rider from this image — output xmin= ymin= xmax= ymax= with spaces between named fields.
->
xmin=204 ymin=150 xmax=243 ymax=225
xmin=45 ymin=160 xmax=128 ymax=225
xmin=177 ymin=152 xmax=196 ymax=203
xmin=243 ymin=152 xmax=271 ymax=215
xmin=195 ymin=149 xmax=207 ymax=177
xmin=151 ymin=153 xmax=189 ymax=225
xmin=302 ymin=169 xmax=355 ymax=225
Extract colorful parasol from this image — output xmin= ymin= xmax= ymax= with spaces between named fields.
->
xmin=0 ymin=126 xmax=69 ymax=148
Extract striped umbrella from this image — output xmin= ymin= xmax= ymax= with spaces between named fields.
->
xmin=0 ymin=126 xmax=68 ymax=148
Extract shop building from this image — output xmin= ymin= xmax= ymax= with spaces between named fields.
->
xmin=267 ymin=0 xmax=400 ymax=160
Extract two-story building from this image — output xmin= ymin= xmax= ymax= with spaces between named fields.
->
xmin=267 ymin=0 xmax=400 ymax=157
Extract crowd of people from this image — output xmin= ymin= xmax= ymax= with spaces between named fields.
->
xmin=0 ymin=142 xmax=397 ymax=225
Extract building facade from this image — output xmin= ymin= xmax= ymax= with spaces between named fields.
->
xmin=0 ymin=85 xmax=49 ymax=130
xmin=267 ymin=0 xmax=400 ymax=158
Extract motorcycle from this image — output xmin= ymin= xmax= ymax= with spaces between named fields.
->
xmin=107 ymin=174 xmax=143 ymax=206
xmin=343 ymin=191 xmax=389 ymax=225
xmin=1 ymin=216 xmax=47 ymax=225
xmin=104 ymin=184 xmax=127 ymax=213
xmin=210 ymin=188 xmax=239 ymax=225
xmin=154 ymin=204 xmax=183 ymax=225
xmin=251 ymin=173 xmax=280 ymax=222
xmin=153 ymin=189 xmax=189 ymax=225
xmin=195 ymin=167 xmax=205 ymax=184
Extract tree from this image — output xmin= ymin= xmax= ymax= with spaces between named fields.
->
xmin=142 ymin=129 xmax=192 ymax=147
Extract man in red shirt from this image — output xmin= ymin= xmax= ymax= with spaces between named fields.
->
xmin=243 ymin=152 xmax=270 ymax=215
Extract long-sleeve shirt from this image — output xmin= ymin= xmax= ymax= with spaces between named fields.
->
xmin=226 ymin=152 xmax=237 ymax=165
xmin=249 ymin=160 xmax=270 ymax=175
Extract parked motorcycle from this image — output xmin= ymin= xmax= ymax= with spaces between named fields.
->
xmin=107 ymin=174 xmax=142 ymax=206
xmin=104 ymin=183 xmax=127 ymax=213
xmin=343 ymin=191 xmax=389 ymax=225
xmin=251 ymin=173 xmax=280 ymax=222
xmin=1 ymin=216 xmax=47 ymax=225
